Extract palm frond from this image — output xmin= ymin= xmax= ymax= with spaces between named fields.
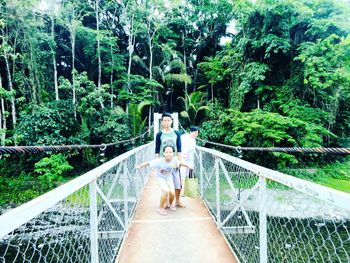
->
xmin=165 ymin=74 xmax=192 ymax=85
xmin=132 ymin=55 xmax=148 ymax=70
xmin=167 ymin=59 xmax=186 ymax=74
xmin=180 ymin=111 xmax=190 ymax=119
xmin=137 ymin=100 xmax=152 ymax=112
xmin=152 ymin=66 xmax=165 ymax=83
xmin=197 ymin=84 xmax=208 ymax=91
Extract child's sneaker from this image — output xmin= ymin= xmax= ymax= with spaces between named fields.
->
xmin=156 ymin=208 xmax=167 ymax=216
xmin=169 ymin=205 xmax=176 ymax=211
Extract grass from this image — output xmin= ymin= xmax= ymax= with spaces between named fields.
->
xmin=202 ymin=165 xmax=350 ymax=204
xmin=65 ymin=181 xmax=127 ymax=206
xmin=284 ymin=159 xmax=350 ymax=194
xmin=66 ymin=187 xmax=90 ymax=206
xmin=316 ymin=178 xmax=350 ymax=193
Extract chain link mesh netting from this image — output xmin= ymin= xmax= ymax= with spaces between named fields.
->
xmin=196 ymin=147 xmax=350 ymax=263
xmin=0 ymin=185 xmax=92 ymax=263
xmin=0 ymin=143 xmax=153 ymax=263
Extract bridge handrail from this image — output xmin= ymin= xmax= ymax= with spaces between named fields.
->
xmin=197 ymin=146 xmax=350 ymax=263
xmin=197 ymin=146 xmax=350 ymax=211
xmin=0 ymin=142 xmax=153 ymax=239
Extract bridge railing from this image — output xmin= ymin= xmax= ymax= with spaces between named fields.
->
xmin=0 ymin=142 xmax=154 ymax=263
xmin=196 ymin=146 xmax=350 ymax=263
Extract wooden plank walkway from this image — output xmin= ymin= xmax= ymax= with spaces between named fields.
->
xmin=116 ymin=174 xmax=237 ymax=263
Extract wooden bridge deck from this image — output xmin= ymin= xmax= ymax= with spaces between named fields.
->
xmin=116 ymin=174 xmax=237 ymax=263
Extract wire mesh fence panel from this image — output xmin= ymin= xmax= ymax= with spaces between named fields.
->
xmin=0 ymin=143 xmax=154 ymax=263
xmin=196 ymin=150 xmax=217 ymax=219
xmin=220 ymin=158 xmax=260 ymax=263
xmin=196 ymin=146 xmax=350 ymax=263
xmin=96 ymin=164 xmax=126 ymax=263
xmin=0 ymin=186 xmax=91 ymax=263
xmin=263 ymin=184 xmax=350 ymax=263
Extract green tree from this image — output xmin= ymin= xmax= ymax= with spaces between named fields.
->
xmin=34 ymin=153 xmax=73 ymax=189
xmin=14 ymin=100 xmax=80 ymax=145
xmin=296 ymin=35 xmax=350 ymax=137
xmin=59 ymin=0 xmax=85 ymax=118
xmin=200 ymin=104 xmax=334 ymax=168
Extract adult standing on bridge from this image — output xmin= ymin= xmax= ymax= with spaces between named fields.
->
xmin=180 ymin=126 xmax=199 ymax=195
xmin=155 ymin=112 xmax=185 ymax=208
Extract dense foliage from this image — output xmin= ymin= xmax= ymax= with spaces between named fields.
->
xmin=0 ymin=0 xmax=350 ymax=204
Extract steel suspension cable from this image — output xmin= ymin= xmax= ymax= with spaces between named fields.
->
xmin=197 ymin=138 xmax=350 ymax=155
xmin=0 ymin=127 xmax=152 ymax=155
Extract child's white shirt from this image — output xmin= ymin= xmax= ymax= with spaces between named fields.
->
xmin=149 ymin=157 xmax=179 ymax=179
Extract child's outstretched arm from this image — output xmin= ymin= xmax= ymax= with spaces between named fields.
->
xmin=179 ymin=161 xmax=193 ymax=169
xmin=136 ymin=161 xmax=149 ymax=169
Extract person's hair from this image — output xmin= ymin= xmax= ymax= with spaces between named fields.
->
xmin=190 ymin=126 xmax=199 ymax=132
xmin=161 ymin=112 xmax=173 ymax=120
xmin=163 ymin=145 xmax=175 ymax=152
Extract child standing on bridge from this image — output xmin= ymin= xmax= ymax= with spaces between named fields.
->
xmin=137 ymin=145 xmax=192 ymax=216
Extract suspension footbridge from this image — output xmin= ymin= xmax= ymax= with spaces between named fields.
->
xmin=1 ymin=140 xmax=349 ymax=263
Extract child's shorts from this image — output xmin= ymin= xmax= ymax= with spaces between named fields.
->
xmin=157 ymin=175 xmax=175 ymax=193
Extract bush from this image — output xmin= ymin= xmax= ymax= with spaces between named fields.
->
xmin=34 ymin=154 xmax=73 ymax=189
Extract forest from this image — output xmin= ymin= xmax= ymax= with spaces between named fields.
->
xmin=0 ymin=0 xmax=350 ymax=206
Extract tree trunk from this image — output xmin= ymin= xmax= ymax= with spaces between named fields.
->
xmin=148 ymin=29 xmax=154 ymax=127
xmin=0 ymin=97 xmax=5 ymax=146
xmin=51 ymin=15 xmax=59 ymax=101
xmin=29 ymin=38 xmax=42 ymax=104
xmin=127 ymin=32 xmax=134 ymax=90
xmin=0 ymin=76 xmax=6 ymax=146
xmin=95 ymin=0 xmax=104 ymax=109
xmin=0 ymin=78 xmax=2 ymax=131
xmin=110 ymin=43 xmax=114 ymax=108
xmin=0 ymin=101 xmax=2 ymax=145
xmin=126 ymin=33 xmax=135 ymax=114
xmin=148 ymin=34 xmax=153 ymax=80
xmin=4 ymin=53 xmax=16 ymax=125
xmin=182 ymin=32 xmax=188 ymax=96
xmin=28 ymin=40 xmax=40 ymax=104
xmin=149 ymin=41 xmax=153 ymax=80
xmin=96 ymin=0 xmax=101 ymax=90
xmin=127 ymin=39 xmax=132 ymax=85
xmin=71 ymin=26 xmax=77 ymax=119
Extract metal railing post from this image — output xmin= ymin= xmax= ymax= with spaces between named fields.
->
xmin=90 ymin=180 xmax=99 ymax=263
xmin=215 ymin=157 xmax=221 ymax=226
xmin=123 ymin=161 xmax=129 ymax=228
xmin=199 ymin=150 xmax=204 ymax=197
xmin=259 ymin=175 xmax=267 ymax=263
